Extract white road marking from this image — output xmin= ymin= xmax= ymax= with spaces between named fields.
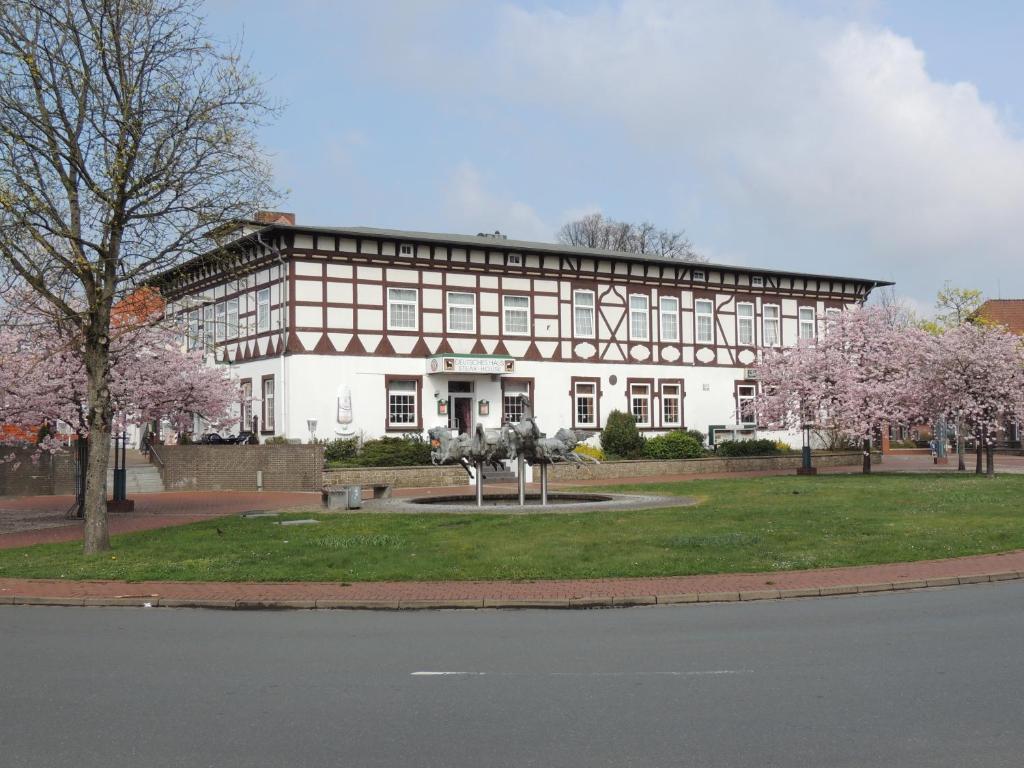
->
xmin=411 ymin=669 xmax=751 ymax=677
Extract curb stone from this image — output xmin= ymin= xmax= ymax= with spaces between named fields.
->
xmin=3 ymin=570 xmax=1020 ymax=612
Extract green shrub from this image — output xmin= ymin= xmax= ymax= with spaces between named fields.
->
xmin=600 ymin=410 xmax=645 ymax=459
xmin=264 ymin=435 xmax=289 ymax=445
xmin=715 ymin=438 xmax=783 ymax=457
xmin=643 ymin=431 xmax=706 ymax=460
xmin=350 ymin=436 xmax=432 ymax=467
xmin=323 ymin=437 xmax=359 ymax=463
xmin=683 ymin=429 xmax=706 ymax=447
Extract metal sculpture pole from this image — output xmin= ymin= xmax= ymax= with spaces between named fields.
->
xmin=540 ymin=462 xmax=548 ymax=506
xmin=475 ymin=460 xmax=484 ymax=507
xmin=517 ymin=454 xmax=526 ymax=506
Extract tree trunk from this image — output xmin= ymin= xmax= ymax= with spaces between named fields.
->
xmin=956 ymin=419 xmax=965 ymax=471
xmin=82 ymin=342 xmax=112 ymax=554
xmin=862 ymin=438 xmax=871 ymax=474
xmin=975 ymin=431 xmax=983 ymax=475
xmin=986 ymin=444 xmax=995 ymax=478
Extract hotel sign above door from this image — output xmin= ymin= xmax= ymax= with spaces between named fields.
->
xmin=426 ymin=355 xmax=516 ymax=375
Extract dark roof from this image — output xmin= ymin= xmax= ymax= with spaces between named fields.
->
xmin=976 ymin=299 xmax=1024 ymax=334
xmin=164 ymin=222 xmax=894 ymax=289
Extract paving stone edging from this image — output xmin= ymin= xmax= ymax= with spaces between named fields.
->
xmin=2 ymin=570 xmax=1021 ymax=610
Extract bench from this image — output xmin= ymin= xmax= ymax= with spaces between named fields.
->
xmin=322 ymin=483 xmax=393 ymax=510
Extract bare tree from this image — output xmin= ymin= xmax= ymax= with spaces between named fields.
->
xmin=0 ymin=0 xmax=278 ymax=553
xmin=872 ymin=285 xmax=917 ymax=329
xmin=556 ymin=213 xmax=706 ymax=262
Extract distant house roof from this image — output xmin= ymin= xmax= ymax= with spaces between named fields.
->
xmin=976 ymin=299 xmax=1024 ymax=334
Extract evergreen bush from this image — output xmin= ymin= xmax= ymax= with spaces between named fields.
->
xmin=643 ymin=431 xmax=706 ymax=460
xmin=715 ymin=438 xmax=783 ymax=457
xmin=600 ymin=410 xmax=646 ymax=459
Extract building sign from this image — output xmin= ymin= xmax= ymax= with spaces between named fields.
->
xmin=426 ymin=355 xmax=515 ymax=375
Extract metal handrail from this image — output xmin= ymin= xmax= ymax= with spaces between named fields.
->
xmin=148 ymin=441 xmax=165 ymax=468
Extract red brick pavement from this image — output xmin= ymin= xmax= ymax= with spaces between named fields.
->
xmin=1 ymin=548 xmax=1022 ymax=609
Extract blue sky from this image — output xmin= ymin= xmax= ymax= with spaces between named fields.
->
xmin=203 ymin=1 xmax=1024 ymax=313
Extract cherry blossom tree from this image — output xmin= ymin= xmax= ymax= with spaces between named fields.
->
xmin=0 ymin=1 xmax=277 ymax=552
xmin=0 ymin=304 xmax=237 ymax=459
xmin=918 ymin=323 xmax=1024 ymax=477
xmin=756 ymin=306 xmax=927 ymax=473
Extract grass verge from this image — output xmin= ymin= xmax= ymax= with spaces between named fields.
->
xmin=1 ymin=474 xmax=1022 ymax=582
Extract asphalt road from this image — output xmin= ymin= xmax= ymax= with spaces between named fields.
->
xmin=2 ymin=582 xmax=1023 ymax=768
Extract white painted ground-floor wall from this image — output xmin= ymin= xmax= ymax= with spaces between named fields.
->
xmin=226 ymin=354 xmax=802 ymax=449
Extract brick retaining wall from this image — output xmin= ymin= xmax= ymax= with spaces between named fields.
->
xmin=323 ymin=464 xmax=468 ymax=489
xmin=153 ymin=445 xmax=324 ymax=492
xmin=0 ymin=449 xmax=77 ymax=496
xmin=547 ymin=451 xmax=872 ymax=481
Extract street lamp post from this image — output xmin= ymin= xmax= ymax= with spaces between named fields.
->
xmin=797 ymin=423 xmax=817 ymax=475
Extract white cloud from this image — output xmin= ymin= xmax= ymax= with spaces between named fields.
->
xmin=342 ymin=0 xmax=1024 ymax=299
xmin=440 ymin=162 xmax=551 ymax=242
xmin=485 ymin=3 xmax=1024 ymax=267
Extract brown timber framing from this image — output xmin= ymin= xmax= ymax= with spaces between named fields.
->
xmin=154 ymin=225 xmax=886 ymax=366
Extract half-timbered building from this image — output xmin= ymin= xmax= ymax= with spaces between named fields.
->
xmin=156 ymin=212 xmax=890 ymax=448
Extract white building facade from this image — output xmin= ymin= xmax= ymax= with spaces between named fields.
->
xmin=158 ymin=216 xmax=888 ymax=447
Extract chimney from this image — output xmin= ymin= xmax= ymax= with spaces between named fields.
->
xmin=254 ymin=210 xmax=296 ymax=225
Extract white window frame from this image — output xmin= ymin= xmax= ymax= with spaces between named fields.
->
xmin=239 ymin=380 xmax=252 ymax=432
xmin=737 ymin=384 xmax=757 ymax=426
xmin=751 ymin=275 xmax=764 ymax=287
xmin=203 ymin=305 xmax=214 ymax=349
xmin=187 ymin=310 xmax=200 ymax=351
xmin=799 ymin=306 xmax=816 ymax=340
xmin=629 ymin=383 xmax=652 ymax=428
xmin=507 ymin=253 xmax=523 ymax=266
xmin=387 ymin=379 xmax=419 ymax=428
xmin=695 ymin=299 xmax=714 ymax=344
xmin=574 ymin=381 xmax=597 ymax=428
xmin=660 ymin=296 xmax=679 ymax=342
xmin=573 ymin=290 xmax=595 ymax=339
xmin=502 ymin=380 xmax=531 ymax=424
xmin=215 ymin=301 xmax=226 ymax=343
xmin=257 ymin=288 xmax=270 ymax=333
xmin=262 ymin=377 xmax=275 ymax=432
xmin=692 ymin=269 xmax=705 ymax=281
xmin=399 ymin=243 xmax=414 ymax=256
xmin=502 ymin=295 xmax=531 ymax=336
xmin=226 ymin=298 xmax=239 ymax=339
xmin=387 ymin=287 xmax=419 ymax=331
xmin=629 ymin=294 xmax=649 ymax=341
xmin=762 ymin=304 xmax=781 ymax=347
xmin=661 ymin=382 xmax=682 ymax=428
xmin=737 ymin=302 xmax=755 ymax=346
xmin=824 ymin=308 xmax=841 ymax=334
xmin=446 ymin=291 xmax=476 ymax=334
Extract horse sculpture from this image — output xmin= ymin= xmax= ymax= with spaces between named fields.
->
xmin=429 ymin=424 xmax=512 ymax=477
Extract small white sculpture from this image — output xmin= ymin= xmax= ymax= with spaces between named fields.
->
xmin=335 ymin=385 xmax=354 ymax=436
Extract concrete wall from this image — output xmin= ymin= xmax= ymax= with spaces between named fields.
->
xmin=547 ymin=451 xmax=871 ymax=481
xmin=153 ymin=444 xmax=323 ymax=492
xmin=0 ymin=449 xmax=77 ymax=496
xmin=323 ymin=464 xmax=468 ymax=489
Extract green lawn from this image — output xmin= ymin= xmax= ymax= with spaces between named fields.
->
xmin=2 ymin=474 xmax=1022 ymax=583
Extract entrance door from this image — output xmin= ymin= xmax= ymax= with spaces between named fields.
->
xmin=449 ymin=396 xmax=474 ymax=435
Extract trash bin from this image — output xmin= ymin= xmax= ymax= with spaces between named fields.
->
xmin=345 ymin=485 xmax=362 ymax=510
